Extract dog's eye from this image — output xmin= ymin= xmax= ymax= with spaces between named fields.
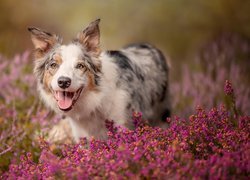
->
xmin=76 ymin=63 xmax=86 ymax=70
xmin=50 ymin=62 xmax=58 ymax=69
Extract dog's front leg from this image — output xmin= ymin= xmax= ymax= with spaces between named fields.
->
xmin=47 ymin=116 xmax=73 ymax=143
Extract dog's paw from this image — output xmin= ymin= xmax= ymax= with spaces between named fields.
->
xmin=47 ymin=118 xmax=73 ymax=143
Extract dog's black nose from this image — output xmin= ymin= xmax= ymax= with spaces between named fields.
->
xmin=58 ymin=76 xmax=71 ymax=89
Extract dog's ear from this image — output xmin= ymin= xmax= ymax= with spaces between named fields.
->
xmin=28 ymin=27 xmax=60 ymax=58
xmin=76 ymin=19 xmax=101 ymax=57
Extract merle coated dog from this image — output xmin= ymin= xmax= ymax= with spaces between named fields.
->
xmin=28 ymin=19 xmax=171 ymax=142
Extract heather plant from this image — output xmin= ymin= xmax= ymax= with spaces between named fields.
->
xmin=172 ymin=33 xmax=250 ymax=117
xmin=0 ymin=52 xmax=58 ymax=173
xmin=3 ymin=99 xmax=249 ymax=179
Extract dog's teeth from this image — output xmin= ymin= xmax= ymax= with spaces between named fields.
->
xmin=58 ymin=91 xmax=64 ymax=100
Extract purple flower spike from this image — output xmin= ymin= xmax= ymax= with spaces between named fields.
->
xmin=224 ymin=80 xmax=234 ymax=95
xmin=132 ymin=111 xmax=144 ymax=128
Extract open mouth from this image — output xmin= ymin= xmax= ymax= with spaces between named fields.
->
xmin=54 ymin=87 xmax=83 ymax=111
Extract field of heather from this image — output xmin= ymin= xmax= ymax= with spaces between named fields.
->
xmin=0 ymin=33 xmax=249 ymax=179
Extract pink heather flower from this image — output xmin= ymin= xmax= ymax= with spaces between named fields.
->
xmin=224 ymin=80 xmax=234 ymax=95
xmin=132 ymin=111 xmax=143 ymax=128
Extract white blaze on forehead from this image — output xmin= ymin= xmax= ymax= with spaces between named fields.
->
xmin=60 ymin=44 xmax=83 ymax=63
xmin=55 ymin=44 xmax=82 ymax=78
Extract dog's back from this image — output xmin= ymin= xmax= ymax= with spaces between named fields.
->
xmin=106 ymin=43 xmax=171 ymax=126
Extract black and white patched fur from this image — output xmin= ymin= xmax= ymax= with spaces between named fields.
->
xmin=28 ymin=19 xmax=171 ymax=142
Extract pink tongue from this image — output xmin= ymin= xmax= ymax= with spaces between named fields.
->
xmin=57 ymin=92 xmax=73 ymax=110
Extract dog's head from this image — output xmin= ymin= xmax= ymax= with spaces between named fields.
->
xmin=28 ymin=19 xmax=101 ymax=111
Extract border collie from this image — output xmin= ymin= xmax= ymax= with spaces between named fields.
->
xmin=28 ymin=19 xmax=171 ymax=142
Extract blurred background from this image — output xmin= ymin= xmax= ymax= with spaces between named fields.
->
xmin=0 ymin=0 xmax=249 ymax=115
xmin=1 ymin=0 xmax=249 ymax=61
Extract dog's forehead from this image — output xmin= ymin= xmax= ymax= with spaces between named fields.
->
xmin=58 ymin=44 xmax=84 ymax=62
